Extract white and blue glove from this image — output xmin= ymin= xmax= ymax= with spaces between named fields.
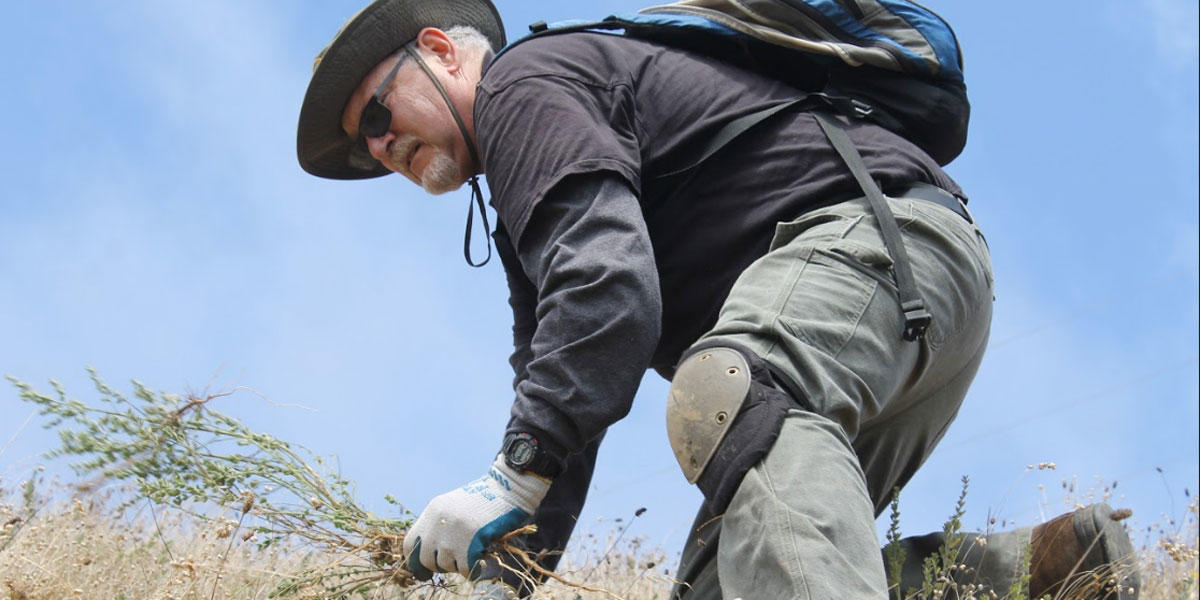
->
xmin=403 ymin=454 xmax=552 ymax=579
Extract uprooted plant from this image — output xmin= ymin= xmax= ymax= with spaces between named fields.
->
xmin=7 ymin=369 xmax=427 ymax=597
xmin=6 ymin=370 xmax=628 ymax=598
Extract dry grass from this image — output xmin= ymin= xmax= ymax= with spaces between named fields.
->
xmin=0 ymin=487 xmax=676 ymax=600
xmin=2 ymin=487 xmax=1195 ymax=600
xmin=527 ymin=522 xmax=676 ymax=599
xmin=1 ymin=492 xmax=303 ymax=600
xmin=1135 ymin=501 xmax=1199 ymax=600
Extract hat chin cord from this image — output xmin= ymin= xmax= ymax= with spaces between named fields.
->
xmin=404 ymin=45 xmax=491 ymax=267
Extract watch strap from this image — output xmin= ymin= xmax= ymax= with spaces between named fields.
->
xmin=501 ymin=432 xmax=563 ymax=479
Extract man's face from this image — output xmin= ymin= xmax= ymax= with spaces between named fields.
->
xmin=341 ymin=48 xmax=472 ymax=194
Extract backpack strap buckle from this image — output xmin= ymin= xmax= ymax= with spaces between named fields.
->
xmin=812 ymin=93 xmax=875 ymax=120
xmin=901 ymin=299 xmax=932 ymax=341
xmin=846 ymin=98 xmax=875 ymax=119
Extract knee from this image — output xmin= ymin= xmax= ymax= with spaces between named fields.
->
xmin=666 ymin=342 xmax=800 ymax=512
xmin=667 ymin=345 xmax=753 ymax=483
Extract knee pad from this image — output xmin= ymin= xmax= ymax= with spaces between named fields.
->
xmin=667 ymin=346 xmax=753 ymax=484
xmin=667 ymin=342 xmax=798 ymax=513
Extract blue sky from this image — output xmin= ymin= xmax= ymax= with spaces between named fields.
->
xmin=1 ymin=0 xmax=1197 ymax=560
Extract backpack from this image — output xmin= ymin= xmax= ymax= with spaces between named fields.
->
xmin=506 ymin=0 xmax=969 ymax=166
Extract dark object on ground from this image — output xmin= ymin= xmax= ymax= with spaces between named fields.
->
xmin=1030 ymin=503 xmax=1140 ymax=600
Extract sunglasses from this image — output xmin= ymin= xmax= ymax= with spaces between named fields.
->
xmin=355 ymin=48 xmax=412 ymax=149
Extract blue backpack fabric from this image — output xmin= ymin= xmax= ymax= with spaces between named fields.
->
xmin=501 ymin=0 xmax=969 ymax=166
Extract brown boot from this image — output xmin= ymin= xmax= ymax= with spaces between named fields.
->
xmin=1029 ymin=503 xmax=1140 ymax=599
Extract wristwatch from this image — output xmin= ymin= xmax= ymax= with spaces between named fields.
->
xmin=501 ymin=432 xmax=562 ymax=478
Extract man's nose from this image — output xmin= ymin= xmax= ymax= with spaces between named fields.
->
xmin=366 ymin=134 xmax=393 ymax=165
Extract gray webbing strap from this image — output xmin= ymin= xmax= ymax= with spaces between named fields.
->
xmin=657 ymin=97 xmax=811 ymax=179
xmin=813 ymin=112 xmax=931 ymax=341
xmin=653 ymin=94 xmax=876 ymax=181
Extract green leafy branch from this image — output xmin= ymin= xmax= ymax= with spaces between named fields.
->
xmin=7 ymin=369 xmax=416 ymax=597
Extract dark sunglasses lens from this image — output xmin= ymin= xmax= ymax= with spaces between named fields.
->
xmin=359 ymin=100 xmax=391 ymax=138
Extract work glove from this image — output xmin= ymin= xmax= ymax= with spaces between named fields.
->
xmin=403 ymin=454 xmax=551 ymax=579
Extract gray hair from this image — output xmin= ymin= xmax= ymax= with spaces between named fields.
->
xmin=444 ymin=25 xmax=496 ymax=57
xmin=385 ymin=26 xmax=493 ymax=72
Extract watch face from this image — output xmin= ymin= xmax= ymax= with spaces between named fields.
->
xmin=507 ymin=437 xmax=536 ymax=466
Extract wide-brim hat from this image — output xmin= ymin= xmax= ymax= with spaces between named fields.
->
xmin=297 ymin=0 xmax=505 ymax=180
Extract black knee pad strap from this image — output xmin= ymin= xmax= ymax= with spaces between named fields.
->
xmin=679 ymin=340 xmax=802 ymax=516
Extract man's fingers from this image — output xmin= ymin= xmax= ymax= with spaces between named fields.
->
xmin=466 ymin=508 xmax=531 ymax=568
xmin=406 ymin=537 xmax=435 ymax=581
xmin=434 ymin=548 xmax=461 ymax=574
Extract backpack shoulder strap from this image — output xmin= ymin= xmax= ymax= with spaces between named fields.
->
xmin=813 ymin=112 xmax=931 ymax=340
xmin=490 ymin=12 xmax=748 ymax=65
xmin=656 ymin=97 xmax=810 ymax=179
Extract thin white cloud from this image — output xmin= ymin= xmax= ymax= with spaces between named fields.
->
xmin=1146 ymin=0 xmax=1199 ymax=71
xmin=1130 ymin=0 xmax=1200 ymax=209
xmin=92 ymin=1 xmax=298 ymax=179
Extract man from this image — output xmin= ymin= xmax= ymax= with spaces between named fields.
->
xmin=297 ymin=1 xmax=1140 ymax=598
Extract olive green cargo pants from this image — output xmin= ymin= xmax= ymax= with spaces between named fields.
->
xmin=673 ymin=190 xmax=1001 ymax=599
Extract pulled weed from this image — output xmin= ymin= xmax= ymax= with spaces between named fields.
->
xmin=7 ymin=371 xmax=420 ymax=597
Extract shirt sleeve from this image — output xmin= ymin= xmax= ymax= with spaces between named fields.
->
xmin=504 ymin=173 xmax=662 ymax=465
xmin=493 ymin=224 xmax=536 ymax=388
xmin=476 ymin=73 xmax=642 ymax=246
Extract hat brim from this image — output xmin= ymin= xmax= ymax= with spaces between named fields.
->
xmin=297 ymin=0 xmax=505 ymax=180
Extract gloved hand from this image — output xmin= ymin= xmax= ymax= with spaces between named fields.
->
xmin=403 ymin=454 xmax=551 ymax=579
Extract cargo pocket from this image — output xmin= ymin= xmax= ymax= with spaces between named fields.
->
xmin=774 ymin=237 xmax=885 ymax=357
xmin=817 ymin=238 xmax=897 ymax=293
xmin=769 ymin=213 xmax=862 ymax=253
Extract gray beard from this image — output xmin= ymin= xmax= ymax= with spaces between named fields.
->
xmin=419 ymin=150 xmax=464 ymax=195
xmin=389 ymin=135 xmax=463 ymax=195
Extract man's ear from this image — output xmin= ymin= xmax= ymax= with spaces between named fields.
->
xmin=415 ymin=27 xmax=459 ymax=73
